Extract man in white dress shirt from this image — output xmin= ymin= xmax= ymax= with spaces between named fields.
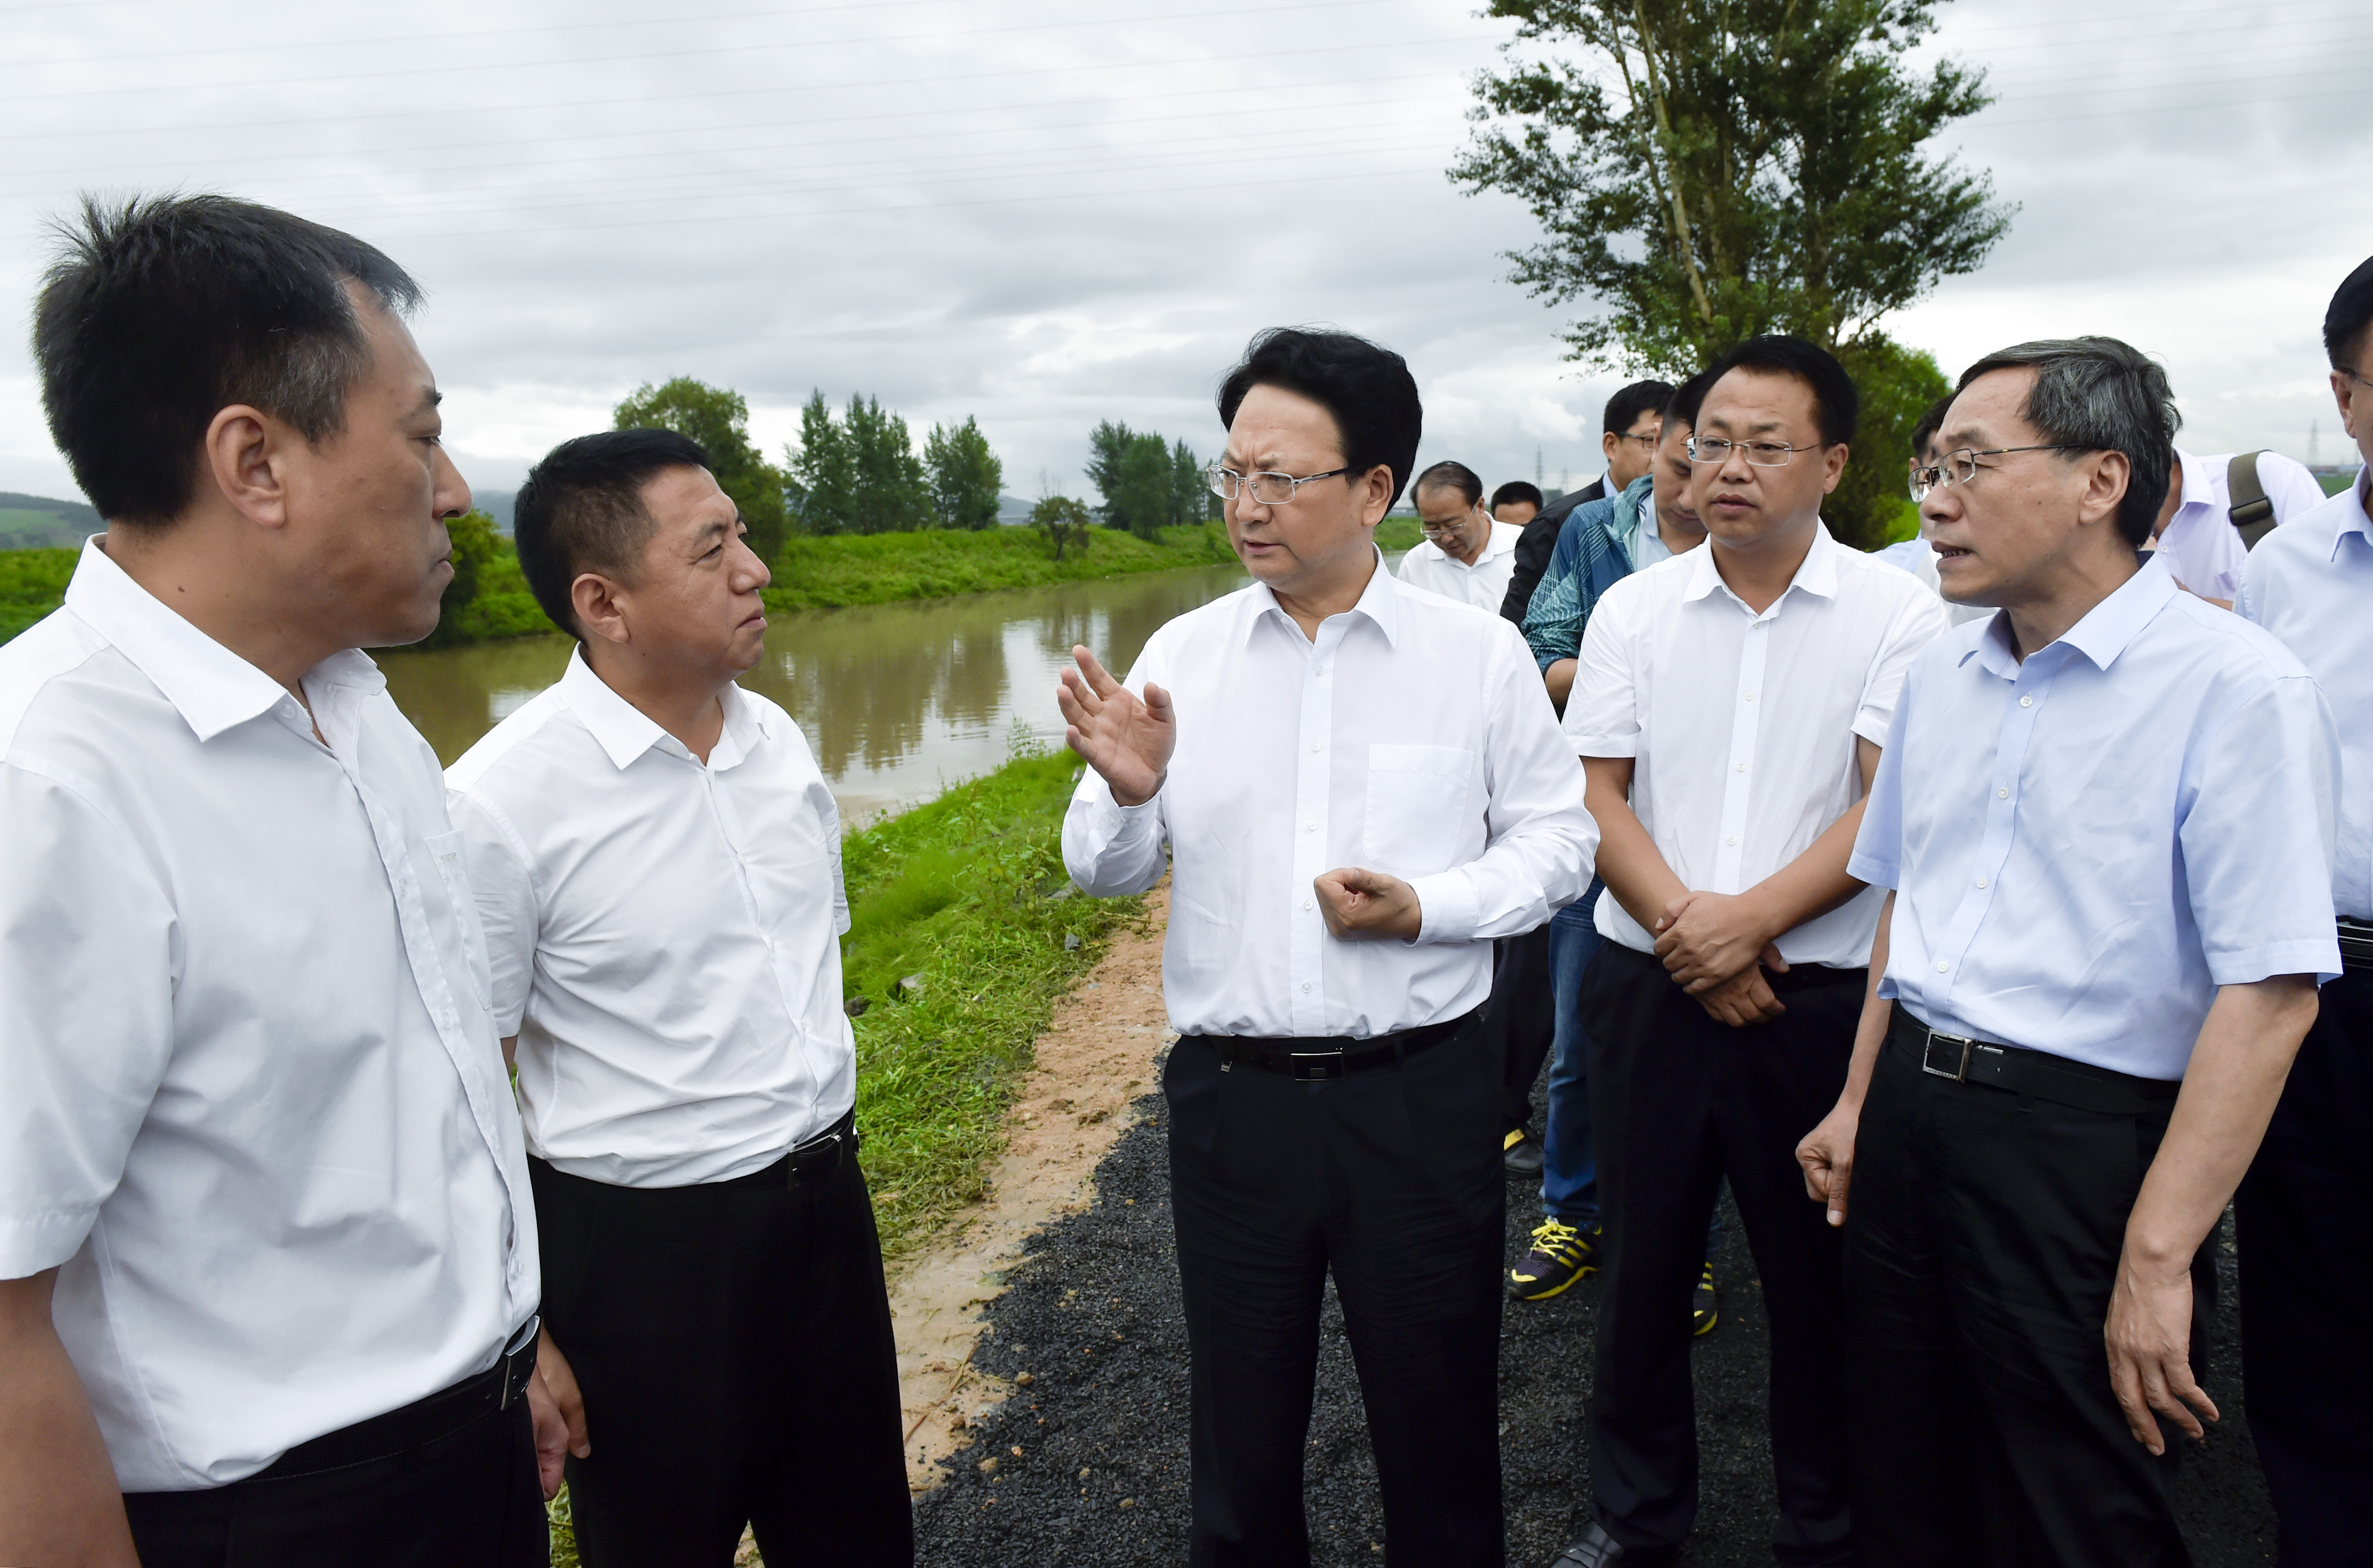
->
xmin=2142 ymin=442 xmax=2325 ymax=608
xmin=2234 ymin=256 xmax=2373 ymax=1568
xmin=1800 ymin=337 xmax=2337 ymax=1566
xmin=1555 ymin=337 xmax=1948 ymax=1568
xmin=1059 ymin=327 xmax=1598 ymax=1566
xmin=446 ymin=430 xmax=910 ymax=1566
xmin=0 ymin=196 xmax=554 ymax=1567
xmin=1398 ymin=459 xmax=1525 ymax=609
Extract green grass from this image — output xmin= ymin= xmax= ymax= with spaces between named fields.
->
xmin=2320 ymin=470 xmax=2357 ymax=497
xmin=760 ymin=520 xmax=1237 ymax=612
xmin=0 ymin=547 xmax=77 ymax=645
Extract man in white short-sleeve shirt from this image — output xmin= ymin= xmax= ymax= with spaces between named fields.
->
xmin=0 ymin=195 xmax=552 ymax=1568
xmin=1397 ymin=458 xmax=1525 ymax=609
xmin=2148 ymin=444 xmax=2325 ymax=607
xmin=1552 ymin=337 xmax=1946 ymax=1568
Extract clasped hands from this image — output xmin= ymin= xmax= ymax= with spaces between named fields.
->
xmin=1653 ymin=888 xmax=1789 ymax=1026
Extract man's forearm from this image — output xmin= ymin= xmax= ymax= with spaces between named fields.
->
xmin=1837 ymin=891 xmax=1897 ymax=1111
xmin=1581 ymin=758 xmax=1688 ymax=931
xmin=1735 ymin=796 xmax=1872 ymax=948
xmin=0 ymin=1270 xmax=137 ymax=1568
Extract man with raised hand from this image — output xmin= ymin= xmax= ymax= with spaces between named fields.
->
xmin=1059 ymin=327 xmax=1597 ymax=1566
xmin=445 ymin=430 xmax=910 ymax=1566
xmin=0 ymin=195 xmax=552 ymax=1567
xmin=1556 ymin=337 xmax=1946 ymax=1568
xmin=2235 ymin=257 xmax=2373 ymax=1566
xmin=1801 ymin=337 xmax=2337 ymax=1566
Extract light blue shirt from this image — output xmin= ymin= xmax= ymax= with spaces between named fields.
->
xmin=1850 ymin=551 xmax=2341 ymax=1080
xmin=2239 ymin=468 xmax=2373 ymax=918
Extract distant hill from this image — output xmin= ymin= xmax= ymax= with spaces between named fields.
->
xmin=0 ymin=491 xmax=102 ymax=550
xmin=472 ymin=489 xmax=515 ymax=533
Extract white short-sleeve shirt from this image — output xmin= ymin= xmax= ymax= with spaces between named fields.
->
xmin=2153 ymin=447 xmax=2328 ymax=602
xmin=1395 ymin=517 xmax=1525 ymax=611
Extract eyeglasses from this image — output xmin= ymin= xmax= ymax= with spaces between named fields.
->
xmin=1611 ymin=430 xmax=1660 ymax=448
xmin=2339 ymin=364 xmax=2373 ymax=391
xmin=1205 ymin=463 xmax=1351 ymax=505
xmin=1687 ymin=436 xmax=1811 ymax=467
xmin=1910 ymin=445 xmax=2074 ymax=501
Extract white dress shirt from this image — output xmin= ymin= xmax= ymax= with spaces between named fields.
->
xmin=0 ymin=540 xmax=536 ymax=1491
xmin=1395 ymin=517 xmax=1525 ymax=610
xmin=447 ymin=648 xmax=855 ymax=1188
xmin=1853 ymin=553 xmax=2341 ymax=1080
xmin=1063 ymin=553 xmax=1597 ymax=1039
xmin=2153 ymin=446 xmax=2327 ymax=602
xmin=1871 ymin=538 xmax=1994 ymax=626
xmin=2240 ymin=467 xmax=2373 ymax=919
xmin=1565 ymin=522 xmax=1950 ymax=967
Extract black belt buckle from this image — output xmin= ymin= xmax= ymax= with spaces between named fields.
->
xmin=1920 ymin=1029 xmax=1975 ymax=1082
xmin=498 ymin=1314 xmax=540 ymax=1410
xmin=1291 ymin=1050 xmax=1346 ymax=1082
xmin=784 ymin=1122 xmax=855 ymax=1187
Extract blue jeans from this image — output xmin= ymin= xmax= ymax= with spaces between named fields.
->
xmin=1541 ymin=884 xmax=1725 ymax=1259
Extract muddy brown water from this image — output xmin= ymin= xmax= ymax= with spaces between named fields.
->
xmin=379 ymin=563 xmax=1252 ymax=822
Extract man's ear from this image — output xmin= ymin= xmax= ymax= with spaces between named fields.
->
xmin=203 ymin=404 xmax=294 ymax=530
xmin=571 ymin=572 xmax=632 ymax=646
xmin=2077 ymin=450 xmax=2132 ymax=531
xmin=1357 ymin=465 xmax=1395 ymax=529
xmin=1820 ymin=442 xmax=1849 ymax=496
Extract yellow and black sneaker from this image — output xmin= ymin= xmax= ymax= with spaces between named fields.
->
xmin=1692 ymin=1263 xmax=1720 ymax=1336
xmin=1509 ymin=1218 xmax=1600 ymax=1301
xmin=1504 ymin=1126 xmax=1546 ymax=1179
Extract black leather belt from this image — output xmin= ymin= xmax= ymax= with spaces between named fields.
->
xmin=253 ymin=1315 xmax=540 ymax=1482
xmin=2338 ymin=917 xmax=2373 ymax=974
xmin=1889 ymin=1008 xmax=2179 ymax=1116
xmin=1190 ymin=1006 xmax=1485 ymax=1082
xmin=712 ymin=1108 xmax=860 ymax=1190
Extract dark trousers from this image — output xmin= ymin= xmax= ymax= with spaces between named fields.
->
xmin=1583 ymin=942 xmax=1858 ymax=1565
xmin=125 ymin=1392 xmax=546 ymax=1568
xmin=530 ymin=1136 xmax=912 ymax=1568
xmin=1164 ymin=1022 xmax=1507 ymax=1568
xmin=2239 ymin=968 xmax=2373 ymax=1567
xmin=1493 ymin=924 xmax=1557 ymax=1134
xmin=1845 ymin=1018 xmax=2206 ymax=1568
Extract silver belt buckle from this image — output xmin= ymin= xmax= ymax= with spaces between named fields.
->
xmin=1920 ymin=1029 xmax=1975 ymax=1082
xmin=499 ymin=1314 xmax=541 ymax=1410
xmin=1291 ymin=1051 xmax=1346 ymax=1082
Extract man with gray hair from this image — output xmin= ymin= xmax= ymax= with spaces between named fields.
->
xmin=1798 ymin=337 xmax=2339 ymax=1565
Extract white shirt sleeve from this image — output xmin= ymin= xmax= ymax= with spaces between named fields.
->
xmin=448 ymin=790 xmax=540 ymax=1038
xmin=1060 ymin=640 xmax=1173 ymax=898
xmin=2182 ymin=672 xmax=2344 ymax=986
xmin=0 ymin=764 xmax=178 ymax=1278
xmin=1561 ymin=583 xmax=1639 ymax=758
xmin=2259 ymin=452 xmax=2332 ymax=528
xmin=1854 ymin=585 xmax=1951 ymax=747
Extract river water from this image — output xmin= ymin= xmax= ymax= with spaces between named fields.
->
xmin=378 ymin=562 xmax=1253 ymax=823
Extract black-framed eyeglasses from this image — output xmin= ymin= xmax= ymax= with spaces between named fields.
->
xmin=1205 ymin=463 xmax=1351 ymax=505
xmin=1687 ymin=436 xmax=1810 ymax=467
xmin=1910 ymin=445 xmax=2077 ymax=502
xmin=1611 ymin=429 xmax=1661 ymax=448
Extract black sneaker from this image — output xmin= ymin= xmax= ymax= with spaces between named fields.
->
xmin=1509 ymin=1218 xmax=1599 ymax=1301
xmin=1692 ymin=1263 xmax=1720 ymax=1336
xmin=1503 ymin=1127 xmax=1545 ymax=1179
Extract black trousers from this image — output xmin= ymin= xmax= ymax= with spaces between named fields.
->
xmin=1164 ymin=1020 xmax=1507 ymax=1568
xmin=530 ymin=1135 xmax=912 ymax=1568
xmin=124 ymin=1392 xmax=546 ymax=1568
xmin=2238 ymin=968 xmax=2373 ymax=1567
xmin=1582 ymin=942 xmax=1859 ymax=1566
xmin=1493 ymin=925 xmax=1557 ymax=1133
xmin=1844 ymin=1019 xmax=2208 ymax=1568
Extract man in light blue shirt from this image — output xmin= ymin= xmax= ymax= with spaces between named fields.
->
xmin=1798 ymin=337 xmax=2339 ymax=1567
xmin=2232 ymin=253 xmax=2373 ymax=1568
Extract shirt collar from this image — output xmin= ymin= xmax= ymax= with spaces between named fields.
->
xmin=1243 ymin=546 xmax=1399 ymax=648
xmin=2331 ymin=466 xmax=2373 ymax=561
xmin=558 ymin=645 xmax=766 ymax=770
xmin=1680 ymin=519 xmax=1841 ymax=607
xmin=1606 ymin=473 xmax=1656 ymax=552
xmin=1964 ymin=550 xmax=2178 ymax=678
xmin=2171 ymin=446 xmax=2218 ymax=514
xmin=59 ymin=536 xmax=384 ymax=744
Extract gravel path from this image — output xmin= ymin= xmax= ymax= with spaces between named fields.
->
xmin=913 ymin=1073 xmax=2277 ymax=1565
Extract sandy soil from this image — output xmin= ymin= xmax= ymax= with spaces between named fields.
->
xmin=887 ymin=885 xmax=1173 ymax=1493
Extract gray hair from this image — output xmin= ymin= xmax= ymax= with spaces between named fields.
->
xmin=1954 ymin=337 xmax=2178 ymax=546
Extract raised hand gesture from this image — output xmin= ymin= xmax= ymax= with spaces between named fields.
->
xmin=1056 ymin=645 xmax=1175 ymax=807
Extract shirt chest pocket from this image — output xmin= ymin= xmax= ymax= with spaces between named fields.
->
xmin=424 ymin=829 xmax=496 ymax=1012
xmin=1363 ymin=744 xmax=1477 ymax=878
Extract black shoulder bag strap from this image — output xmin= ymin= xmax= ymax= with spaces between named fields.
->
xmin=2228 ymin=451 xmax=2278 ymax=550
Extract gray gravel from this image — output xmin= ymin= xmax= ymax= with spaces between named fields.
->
xmin=913 ymin=1074 xmax=2277 ymax=1565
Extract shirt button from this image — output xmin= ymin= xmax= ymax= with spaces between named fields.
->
xmin=1936 ymin=960 xmax=1950 ymax=973
xmin=1301 ymin=982 xmax=1313 ymax=993
xmin=2019 ymin=695 xmax=2034 ymax=708
xmin=1735 ymin=762 xmax=1747 ymax=773
xmin=1303 ymin=900 xmax=1314 ymax=911
xmin=1305 ymin=821 xmax=1317 ymax=831
xmin=1975 ymin=877 xmax=1988 ymax=889
xmin=1743 ymin=691 xmax=1757 ymax=701
xmin=1311 ymin=743 xmax=1321 ymax=753
xmin=1997 ymin=787 xmax=2010 ymax=799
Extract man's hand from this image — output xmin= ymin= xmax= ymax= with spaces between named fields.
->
xmin=1796 ymin=1102 xmax=1858 ymax=1227
xmin=1653 ymin=890 xmax=1781 ymax=992
xmin=1056 ymin=646 xmax=1174 ymax=808
xmin=1692 ymin=964 xmax=1785 ymax=1027
xmin=2105 ymin=1251 xmax=2217 ymax=1455
xmin=1313 ymin=868 xmax=1423 ymax=941
xmin=528 ymin=1328 xmax=591 ymax=1501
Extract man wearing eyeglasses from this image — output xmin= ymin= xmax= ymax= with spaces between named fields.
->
xmin=1058 ymin=327 xmax=1598 ymax=1565
xmin=1798 ymin=336 xmax=2337 ymax=1566
xmin=2234 ymin=256 xmax=2373 ymax=1568
xmin=1398 ymin=459 xmax=1525 ymax=610
xmin=1554 ymin=337 xmax=1946 ymax=1568
xmin=1500 ymin=380 xmax=1675 ymax=624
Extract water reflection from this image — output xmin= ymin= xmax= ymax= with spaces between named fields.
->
xmin=378 ymin=563 xmax=1251 ymax=822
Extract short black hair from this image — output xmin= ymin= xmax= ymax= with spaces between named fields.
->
xmin=1604 ymin=379 xmax=1676 ymax=437
xmin=515 ymin=429 xmax=714 ymax=642
xmin=1954 ymin=337 xmax=2178 ymax=548
xmin=2325 ymin=255 xmax=2373 ymax=371
xmin=1490 ymin=480 xmax=1544 ymax=511
xmin=1910 ymin=394 xmax=1955 ymax=460
xmin=1698 ymin=336 xmax=1859 ymax=449
xmin=34 ymin=193 xmax=422 ymax=526
xmin=1412 ymin=460 xmax=1482 ymax=508
xmin=1217 ymin=327 xmax=1423 ymax=509
xmin=1663 ymin=369 xmax=1718 ymax=432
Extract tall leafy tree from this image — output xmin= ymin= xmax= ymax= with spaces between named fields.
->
xmin=1087 ymin=420 xmax=1203 ymax=537
xmin=924 ymin=415 xmax=1005 ymax=530
xmin=1086 ymin=420 xmax=1134 ymax=512
xmin=844 ymin=394 xmax=930 ymax=535
xmin=786 ymin=391 xmax=855 ymax=535
xmin=1170 ymin=438 xmax=1213 ymax=528
xmin=1030 ymin=494 xmax=1094 ymax=562
xmin=613 ymin=377 xmax=791 ymax=561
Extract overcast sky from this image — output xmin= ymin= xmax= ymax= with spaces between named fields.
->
xmin=3 ymin=0 xmax=2367 ymax=510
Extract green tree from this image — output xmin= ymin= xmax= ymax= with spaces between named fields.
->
xmin=612 ymin=377 xmax=790 ymax=562
xmin=1085 ymin=421 xmax=1133 ymax=518
xmin=1833 ymin=338 xmax=1950 ymax=548
xmin=845 ymin=394 xmax=931 ymax=535
xmin=924 ymin=416 xmax=1005 ymax=530
xmin=1169 ymin=438 xmax=1214 ymax=526
xmin=1086 ymin=420 xmax=1194 ymax=538
xmin=786 ymin=390 xmax=855 ymax=535
xmin=1031 ymin=494 xmax=1094 ymax=562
